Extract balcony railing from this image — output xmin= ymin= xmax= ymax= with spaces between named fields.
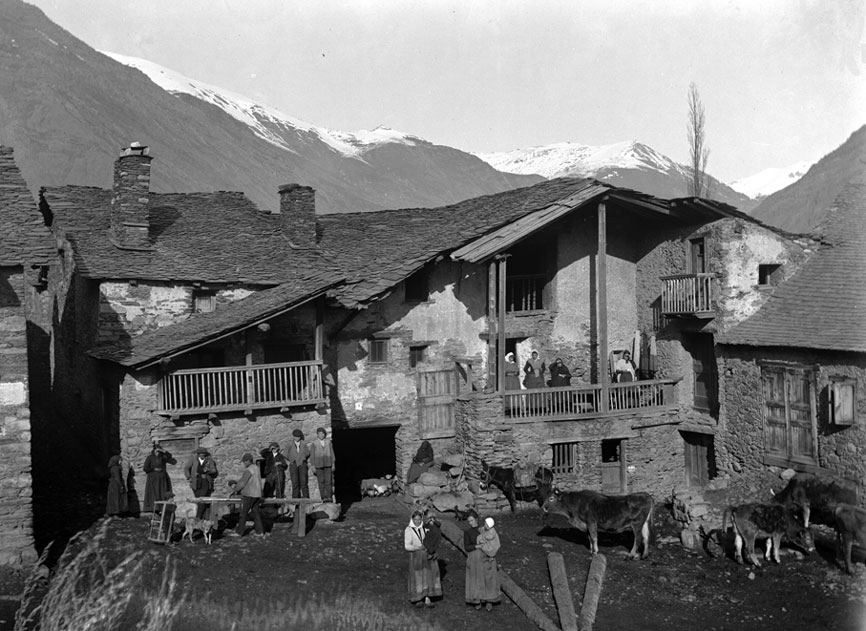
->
xmin=503 ymin=379 xmax=678 ymax=422
xmin=506 ymin=274 xmax=545 ymax=312
xmin=660 ymin=273 xmax=715 ymax=316
xmin=157 ymin=360 xmax=324 ymax=416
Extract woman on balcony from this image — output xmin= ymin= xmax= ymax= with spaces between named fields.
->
xmin=523 ymin=350 xmax=546 ymax=412
xmin=614 ymin=351 xmax=637 ymax=383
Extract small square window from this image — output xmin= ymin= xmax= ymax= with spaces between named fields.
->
xmin=829 ymin=377 xmax=856 ymax=426
xmin=409 ymin=345 xmax=427 ymax=368
xmin=193 ymin=291 xmax=215 ymax=313
xmin=552 ymin=442 xmax=577 ymax=475
xmin=369 ymin=339 xmax=388 ymax=363
xmin=404 ymin=269 xmax=429 ymax=302
xmin=758 ymin=264 xmax=782 ymax=286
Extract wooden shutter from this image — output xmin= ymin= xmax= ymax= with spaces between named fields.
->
xmin=787 ymin=370 xmax=816 ymax=461
xmin=830 ymin=379 xmax=856 ymax=425
xmin=762 ymin=368 xmax=787 ymax=457
xmin=416 ymin=368 xmax=456 ymax=439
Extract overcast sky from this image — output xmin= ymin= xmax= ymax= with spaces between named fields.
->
xmin=27 ymin=0 xmax=866 ymax=182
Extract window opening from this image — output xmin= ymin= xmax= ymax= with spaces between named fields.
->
xmin=369 ymin=339 xmax=388 ymax=364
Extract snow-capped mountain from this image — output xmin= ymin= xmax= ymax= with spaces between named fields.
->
xmin=730 ymin=161 xmax=814 ymax=200
xmin=105 ymin=53 xmax=423 ymax=161
xmin=478 ymin=141 xmax=756 ymax=210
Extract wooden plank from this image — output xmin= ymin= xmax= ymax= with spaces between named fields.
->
xmin=548 ymin=552 xmax=578 ymax=631
xmin=488 ymin=260 xmax=497 ymax=388
xmin=578 ymin=553 xmax=606 ymax=631
xmin=597 ymin=200 xmax=608 ymax=414
xmin=498 ymin=255 xmax=507 ymax=392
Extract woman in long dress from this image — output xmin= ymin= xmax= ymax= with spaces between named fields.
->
xmin=475 ymin=517 xmax=502 ymax=611
xmin=504 ymin=352 xmax=522 ymax=413
xmin=142 ymin=443 xmax=173 ymax=513
xmin=405 ymin=510 xmax=441 ymax=608
xmin=465 ymin=510 xmax=497 ymax=610
xmin=523 ymin=350 xmax=546 ymax=411
xmin=106 ymin=455 xmax=127 ymax=516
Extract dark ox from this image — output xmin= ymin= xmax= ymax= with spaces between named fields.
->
xmin=722 ymin=502 xmax=814 ymax=567
xmin=773 ymin=472 xmax=859 ymax=527
xmin=833 ymin=503 xmax=866 ymax=574
xmin=542 ymin=489 xmax=654 ymax=559
xmin=480 ymin=460 xmax=553 ymax=513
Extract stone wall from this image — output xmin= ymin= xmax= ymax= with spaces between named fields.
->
xmin=98 ymin=281 xmax=255 ymax=344
xmin=717 ymin=345 xmax=866 ymax=502
xmin=0 ymin=266 xmax=39 ymax=564
xmin=456 ymin=391 xmax=688 ymax=498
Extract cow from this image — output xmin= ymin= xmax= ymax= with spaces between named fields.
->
xmin=833 ymin=503 xmax=866 ymax=574
xmin=773 ymin=472 xmax=859 ymax=527
xmin=722 ymin=502 xmax=814 ymax=567
xmin=541 ymin=489 xmax=654 ymax=559
xmin=480 ymin=460 xmax=553 ymax=513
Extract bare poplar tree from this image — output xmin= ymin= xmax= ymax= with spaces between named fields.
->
xmin=687 ymin=82 xmax=711 ymax=198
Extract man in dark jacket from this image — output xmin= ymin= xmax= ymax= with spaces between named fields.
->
xmin=184 ymin=447 xmax=218 ymax=519
xmin=285 ymin=429 xmax=311 ymax=499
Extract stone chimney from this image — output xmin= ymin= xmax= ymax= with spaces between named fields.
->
xmin=109 ymin=142 xmax=152 ymax=250
xmin=278 ymin=184 xmax=317 ymax=249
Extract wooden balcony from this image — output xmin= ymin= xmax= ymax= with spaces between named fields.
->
xmin=503 ymin=379 xmax=678 ymax=422
xmin=157 ymin=360 xmax=325 ymax=416
xmin=660 ymin=273 xmax=715 ymax=317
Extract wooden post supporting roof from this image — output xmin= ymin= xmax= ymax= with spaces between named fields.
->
xmin=598 ymin=200 xmax=609 ymax=413
xmin=497 ymin=254 xmax=508 ymax=392
xmin=487 ymin=259 xmax=497 ymax=389
xmin=315 ymin=296 xmax=324 ymax=361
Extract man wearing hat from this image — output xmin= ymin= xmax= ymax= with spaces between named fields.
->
xmin=309 ymin=427 xmax=336 ymax=502
xmin=228 ymin=453 xmax=265 ymax=538
xmin=262 ymin=441 xmax=288 ymax=498
xmin=184 ymin=447 xmax=218 ymax=519
xmin=285 ymin=429 xmax=311 ymax=499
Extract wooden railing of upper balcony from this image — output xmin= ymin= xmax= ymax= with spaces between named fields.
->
xmin=157 ymin=360 xmax=324 ymax=416
xmin=506 ymin=274 xmax=545 ymax=312
xmin=660 ymin=273 xmax=715 ymax=316
xmin=502 ymin=379 xmax=678 ymax=422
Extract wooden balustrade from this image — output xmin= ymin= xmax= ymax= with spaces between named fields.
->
xmin=660 ymin=273 xmax=714 ymax=316
xmin=506 ymin=273 xmax=545 ymax=312
xmin=157 ymin=360 xmax=324 ymax=415
xmin=503 ymin=379 xmax=678 ymax=421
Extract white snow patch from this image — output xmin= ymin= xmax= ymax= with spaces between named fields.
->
xmin=729 ymin=161 xmax=813 ymax=199
xmin=103 ymin=52 xmax=420 ymax=158
xmin=477 ymin=140 xmax=686 ymax=179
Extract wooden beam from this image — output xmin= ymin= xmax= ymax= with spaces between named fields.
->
xmin=497 ymin=255 xmax=508 ymax=393
xmin=487 ymin=260 xmax=497 ymax=389
xmin=597 ymin=201 xmax=608 ymax=414
xmin=578 ymin=553 xmax=607 ymax=631
xmin=548 ymin=552 xmax=578 ymax=631
xmin=315 ymin=296 xmax=324 ymax=362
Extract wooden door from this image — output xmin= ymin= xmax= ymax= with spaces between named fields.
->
xmin=601 ymin=439 xmax=626 ymax=493
xmin=787 ymin=370 xmax=816 ymax=462
xmin=417 ymin=368 xmax=457 ymax=439
xmin=683 ymin=431 xmax=715 ymax=487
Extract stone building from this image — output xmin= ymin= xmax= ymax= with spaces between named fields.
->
xmin=41 ymin=145 xmax=343 ymax=509
xmin=314 ymin=179 xmax=810 ymax=497
xmin=717 ymin=184 xmax=866 ymax=501
xmin=0 ymin=146 xmax=51 ymax=564
xmin=33 ymin=142 xmax=819 ymax=519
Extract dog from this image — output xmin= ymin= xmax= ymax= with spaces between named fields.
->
xmin=182 ymin=516 xmax=214 ymax=544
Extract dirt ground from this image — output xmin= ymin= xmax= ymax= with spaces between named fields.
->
xmin=2 ymin=494 xmax=865 ymax=631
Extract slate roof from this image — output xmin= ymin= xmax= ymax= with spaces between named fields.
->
xmin=0 ymin=146 xmax=54 ymax=266
xmin=41 ymin=186 xmax=333 ymax=284
xmin=318 ymin=178 xmax=764 ymax=306
xmin=88 ymin=270 xmax=344 ymax=369
xmin=719 ymin=184 xmax=866 ymax=353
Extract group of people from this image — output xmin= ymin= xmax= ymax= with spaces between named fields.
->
xmin=105 ymin=427 xmax=336 ymax=523
xmin=504 ymin=350 xmax=573 ymax=390
xmin=404 ymin=509 xmax=501 ymax=611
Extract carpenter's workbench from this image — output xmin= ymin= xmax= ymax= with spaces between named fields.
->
xmin=190 ymin=497 xmax=315 ymax=536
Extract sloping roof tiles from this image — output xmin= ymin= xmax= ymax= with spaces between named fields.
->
xmin=0 ymin=147 xmax=53 ymax=266
xmin=719 ymin=183 xmax=866 ymax=353
xmin=42 ymin=186 xmax=333 ymax=284
xmin=88 ymin=270 xmax=345 ymax=368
